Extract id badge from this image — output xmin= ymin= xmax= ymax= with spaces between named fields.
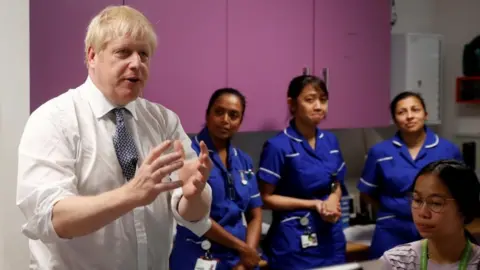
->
xmin=301 ymin=233 xmax=318 ymax=249
xmin=194 ymin=258 xmax=218 ymax=270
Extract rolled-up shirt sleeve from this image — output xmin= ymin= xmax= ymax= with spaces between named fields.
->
xmin=165 ymin=110 xmax=212 ymax=236
xmin=16 ymin=109 xmax=78 ymax=243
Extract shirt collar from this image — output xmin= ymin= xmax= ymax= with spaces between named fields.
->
xmin=81 ymin=76 xmax=138 ymax=120
xmin=194 ymin=127 xmax=238 ymax=156
xmin=283 ymin=119 xmax=324 ymax=142
xmin=392 ymin=126 xmax=439 ymax=149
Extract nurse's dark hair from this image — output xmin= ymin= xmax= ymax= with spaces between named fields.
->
xmin=205 ymin=87 xmax=246 ymax=121
xmin=287 ymin=75 xmax=328 ymax=115
xmin=413 ymin=160 xmax=480 ymax=243
xmin=389 ymin=91 xmax=427 ymax=121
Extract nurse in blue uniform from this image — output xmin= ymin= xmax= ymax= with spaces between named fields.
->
xmin=170 ymin=88 xmax=263 ymax=270
xmin=357 ymin=91 xmax=463 ymax=259
xmin=257 ymin=75 xmax=348 ymax=270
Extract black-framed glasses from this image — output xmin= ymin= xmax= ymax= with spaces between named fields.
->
xmin=408 ymin=193 xmax=455 ymax=213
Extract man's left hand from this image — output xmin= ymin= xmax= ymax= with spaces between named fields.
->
xmin=175 ymin=140 xmax=213 ymax=199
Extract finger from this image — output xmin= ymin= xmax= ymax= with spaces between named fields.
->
xmin=173 ymin=140 xmax=186 ymax=159
xmin=204 ymin=155 xmax=213 ymax=170
xmin=143 ymin=140 xmax=173 ymax=165
xmin=151 ymin=160 xmax=184 ymax=181
xmin=199 ymin=141 xmax=209 ymax=155
xmin=193 ymin=178 xmax=206 ymax=190
xmin=197 ymin=163 xmax=210 ymax=180
xmin=154 ymin=180 xmax=183 ymax=193
xmin=150 ymin=151 xmax=183 ymax=172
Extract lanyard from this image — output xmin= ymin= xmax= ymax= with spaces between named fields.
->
xmin=421 ymin=239 xmax=472 ymax=270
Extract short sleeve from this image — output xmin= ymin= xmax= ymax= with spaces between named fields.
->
xmin=357 ymin=147 xmax=380 ymax=195
xmin=379 ymin=243 xmax=419 ymax=270
xmin=244 ymin=156 xmax=263 ymax=210
xmin=257 ymin=141 xmax=285 ymax=186
xmin=378 ymin=255 xmax=395 ymax=270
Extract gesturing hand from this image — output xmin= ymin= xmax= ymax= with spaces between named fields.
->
xmin=126 ymin=140 xmax=185 ymax=206
xmin=176 ymin=140 xmax=213 ymax=199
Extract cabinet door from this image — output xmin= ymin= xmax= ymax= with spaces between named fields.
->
xmin=406 ymin=34 xmax=441 ymax=123
xmin=30 ymin=1 xmax=122 ymax=112
xmin=314 ymin=0 xmax=391 ymax=129
xmin=227 ymin=0 xmax=314 ymax=132
xmin=127 ymin=0 xmax=227 ymax=133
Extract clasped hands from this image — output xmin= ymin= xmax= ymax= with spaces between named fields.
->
xmin=314 ymin=194 xmax=341 ymax=223
xmin=125 ymin=139 xmax=213 ymax=206
xmin=233 ymin=243 xmax=261 ymax=270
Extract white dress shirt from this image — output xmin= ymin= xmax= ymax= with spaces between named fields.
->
xmin=16 ymin=77 xmax=212 ymax=270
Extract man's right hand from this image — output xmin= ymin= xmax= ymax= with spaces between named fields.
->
xmin=125 ymin=140 xmax=185 ymax=206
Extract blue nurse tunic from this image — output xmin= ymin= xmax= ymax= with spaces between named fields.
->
xmin=169 ymin=127 xmax=263 ymax=269
xmin=257 ymin=120 xmax=348 ymax=270
xmin=357 ymin=127 xmax=463 ymax=258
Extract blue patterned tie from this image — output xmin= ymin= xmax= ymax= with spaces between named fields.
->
xmin=112 ymin=108 xmax=138 ymax=180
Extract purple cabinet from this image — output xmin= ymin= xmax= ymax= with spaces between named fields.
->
xmin=126 ymin=0 xmax=228 ymax=133
xmin=314 ymin=0 xmax=391 ymax=129
xmin=30 ymin=1 xmax=391 ymax=131
xmin=30 ymin=1 xmax=122 ymax=112
xmin=227 ymin=0 xmax=315 ymax=131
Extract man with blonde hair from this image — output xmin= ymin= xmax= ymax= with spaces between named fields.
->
xmin=16 ymin=5 xmax=213 ymax=270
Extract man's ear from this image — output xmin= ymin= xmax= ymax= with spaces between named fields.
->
xmin=87 ymin=47 xmax=96 ymax=68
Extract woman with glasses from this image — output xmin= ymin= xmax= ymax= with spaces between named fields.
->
xmin=170 ymin=88 xmax=263 ymax=270
xmin=357 ymin=92 xmax=463 ymax=258
xmin=381 ymin=159 xmax=480 ymax=269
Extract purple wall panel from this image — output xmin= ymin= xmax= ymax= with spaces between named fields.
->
xmin=126 ymin=0 xmax=228 ymax=133
xmin=314 ymin=0 xmax=391 ymax=129
xmin=30 ymin=1 xmax=122 ymax=112
xmin=227 ymin=0 xmax=315 ymax=131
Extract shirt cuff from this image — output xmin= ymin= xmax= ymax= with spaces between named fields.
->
xmin=170 ymin=184 xmax=212 ymax=237
xmin=19 ymin=189 xmax=75 ymax=243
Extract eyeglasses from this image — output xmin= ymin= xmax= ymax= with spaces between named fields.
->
xmin=408 ymin=193 xmax=455 ymax=213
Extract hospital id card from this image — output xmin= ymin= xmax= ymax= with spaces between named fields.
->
xmin=194 ymin=258 xmax=218 ymax=270
xmin=301 ymin=233 xmax=318 ymax=249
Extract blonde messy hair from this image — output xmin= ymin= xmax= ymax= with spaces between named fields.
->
xmin=84 ymin=5 xmax=157 ymax=66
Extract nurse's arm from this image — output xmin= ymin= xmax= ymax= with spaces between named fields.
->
xmin=329 ymin=181 xmax=342 ymax=201
xmin=245 ymin=207 xmax=262 ymax=248
xmin=259 ymin=181 xmax=316 ymax=211
xmin=360 ymin=192 xmax=379 ymax=211
xmin=204 ymin=219 xmax=257 ymax=256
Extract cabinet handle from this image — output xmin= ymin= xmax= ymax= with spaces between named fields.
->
xmin=302 ymin=67 xmax=310 ymax=75
xmin=322 ymin=67 xmax=329 ymax=89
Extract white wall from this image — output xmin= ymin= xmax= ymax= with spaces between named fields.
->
xmin=0 ymin=0 xmax=30 ymax=269
xmin=391 ymin=0 xmax=437 ymax=34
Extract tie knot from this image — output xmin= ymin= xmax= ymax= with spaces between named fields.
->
xmin=112 ymin=108 xmax=129 ymax=124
